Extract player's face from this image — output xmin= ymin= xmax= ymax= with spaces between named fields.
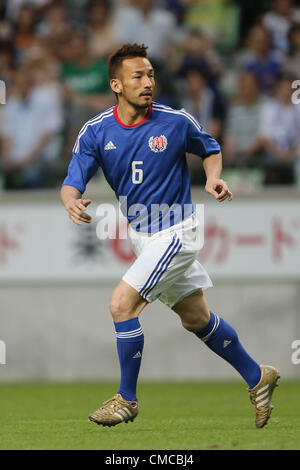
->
xmin=114 ymin=57 xmax=155 ymax=109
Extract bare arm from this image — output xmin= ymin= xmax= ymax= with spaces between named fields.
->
xmin=203 ymin=152 xmax=233 ymax=202
xmin=60 ymin=185 xmax=92 ymax=226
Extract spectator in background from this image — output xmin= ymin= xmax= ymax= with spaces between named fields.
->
xmin=239 ymin=24 xmax=283 ymax=96
xmin=20 ymin=33 xmax=62 ymax=94
xmin=152 ymin=63 xmax=180 ymax=109
xmin=30 ymin=58 xmax=63 ymax=123
xmin=1 ymin=0 xmax=299 ymax=190
xmin=22 ymin=35 xmax=55 ymax=69
xmin=177 ymin=29 xmax=222 ymax=92
xmin=257 ymin=75 xmax=300 ymax=184
xmin=13 ymin=3 xmax=37 ymax=63
xmin=36 ymin=1 xmax=71 ymax=47
xmin=182 ymin=67 xmax=226 ymax=187
xmin=87 ymin=0 xmax=119 ymax=59
xmin=263 ymin=0 xmax=300 ymax=55
xmin=0 ymin=42 xmax=15 ymax=88
xmin=184 ymin=0 xmax=225 ymax=43
xmin=1 ymin=66 xmax=63 ymax=189
xmin=183 ymin=0 xmax=240 ymax=53
xmin=165 ymin=0 xmax=187 ymax=25
xmin=5 ymin=0 xmax=51 ymax=21
xmin=60 ymin=31 xmax=114 ymax=154
xmin=35 ymin=0 xmax=76 ymax=69
xmin=114 ymin=0 xmax=177 ymax=63
xmin=284 ymin=23 xmax=300 ymax=77
xmin=224 ymin=70 xmax=264 ymax=167
xmin=181 ymin=67 xmax=226 ymax=142
xmin=0 ymin=18 xmax=14 ymax=43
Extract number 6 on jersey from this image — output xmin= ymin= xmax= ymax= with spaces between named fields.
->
xmin=132 ymin=161 xmax=144 ymax=184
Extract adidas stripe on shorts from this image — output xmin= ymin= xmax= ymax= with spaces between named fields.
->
xmin=122 ymin=214 xmax=213 ymax=308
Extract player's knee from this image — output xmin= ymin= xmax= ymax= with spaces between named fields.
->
xmin=109 ymin=298 xmax=124 ymax=321
xmin=181 ymin=316 xmax=209 ymax=333
xmin=181 ymin=319 xmax=196 ymax=332
xmin=109 ymin=294 xmax=131 ymax=322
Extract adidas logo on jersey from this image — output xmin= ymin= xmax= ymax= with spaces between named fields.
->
xmin=132 ymin=351 xmax=142 ymax=359
xmin=223 ymin=340 xmax=232 ymax=348
xmin=104 ymin=141 xmax=117 ymax=150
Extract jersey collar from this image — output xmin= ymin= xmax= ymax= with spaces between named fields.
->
xmin=113 ymin=104 xmax=152 ymax=128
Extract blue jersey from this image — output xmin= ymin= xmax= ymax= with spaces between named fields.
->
xmin=63 ymin=102 xmax=220 ymax=232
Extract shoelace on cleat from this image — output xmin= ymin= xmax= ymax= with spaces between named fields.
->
xmin=100 ymin=396 xmax=126 ymax=412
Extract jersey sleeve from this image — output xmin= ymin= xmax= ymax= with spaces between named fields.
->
xmin=185 ymin=113 xmax=221 ymax=158
xmin=62 ymin=125 xmax=100 ymax=193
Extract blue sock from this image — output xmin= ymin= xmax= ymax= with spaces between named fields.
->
xmin=114 ymin=317 xmax=144 ymax=401
xmin=195 ymin=312 xmax=261 ymax=389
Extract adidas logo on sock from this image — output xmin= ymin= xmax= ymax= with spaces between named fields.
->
xmin=132 ymin=351 xmax=142 ymax=359
xmin=104 ymin=140 xmax=117 ymax=150
xmin=223 ymin=340 xmax=232 ymax=348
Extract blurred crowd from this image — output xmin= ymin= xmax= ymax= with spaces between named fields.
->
xmin=0 ymin=0 xmax=300 ymax=190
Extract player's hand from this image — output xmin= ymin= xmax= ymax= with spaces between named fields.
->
xmin=205 ymin=178 xmax=233 ymax=202
xmin=65 ymin=198 xmax=92 ymax=225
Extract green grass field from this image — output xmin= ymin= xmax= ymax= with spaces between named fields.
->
xmin=0 ymin=381 xmax=299 ymax=450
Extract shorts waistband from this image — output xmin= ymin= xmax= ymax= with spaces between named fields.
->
xmin=129 ymin=213 xmax=196 ymax=238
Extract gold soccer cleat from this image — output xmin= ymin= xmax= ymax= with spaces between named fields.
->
xmin=248 ymin=365 xmax=280 ymax=428
xmin=89 ymin=393 xmax=139 ymax=427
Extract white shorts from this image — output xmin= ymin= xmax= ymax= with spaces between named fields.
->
xmin=122 ymin=214 xmax=213 ymax=308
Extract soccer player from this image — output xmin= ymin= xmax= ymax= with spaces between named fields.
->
xmin=60 ymin=44 xmax=279 ymax=429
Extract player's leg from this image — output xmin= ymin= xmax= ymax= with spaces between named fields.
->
xmin=172 ymin=289 xmax=280 ymax=428
xmin=110 ymin=280 xmax=148 ymax=401
xmin=172 ymin=289 xmax=262 ymax=388
xmin=89 ymin=281 xmax=148 ymax=427
xmin=110 ymin=279 xmax=148 ymax=323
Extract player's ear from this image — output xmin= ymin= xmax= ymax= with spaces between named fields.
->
xmin=110 ymin=78 xmax=122 ymax=96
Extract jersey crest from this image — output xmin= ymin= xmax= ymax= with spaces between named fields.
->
xmin=148 ymin=135 xmax=168 ymax=153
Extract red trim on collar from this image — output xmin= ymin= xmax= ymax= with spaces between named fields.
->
xmin=113 ymin=104 xmax=152 ymax=128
